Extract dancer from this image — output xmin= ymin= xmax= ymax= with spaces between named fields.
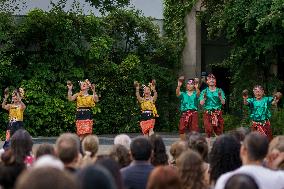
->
xmin=176 ymin=76 xmax=200 ymax=140
xmin=242 ymin=85 xmax=282 ymax=140
xmin=200 ymin=74 xmax=225 ymax=140
xmin=134 ymin=80 xmax=158 ymax=136
xmin=2 ymin=88 xmax=26 ymax=149
xmin=67 ymin=79 xmax=99 ymax=140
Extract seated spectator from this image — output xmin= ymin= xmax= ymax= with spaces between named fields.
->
xmin=209 ymin=134 xmax=242 ymax=186
xmin=35 ymin=143 xmax=55 ymax=159
xmin=176 ymin=150 xmax=208 ymax=189
xmin=224 ymin=174 xmax=259 ymax=189
xmin=229 ymin=127 xmax=250 ymax=142
xmin=266 ymin=135 xmax=284 ymax=170
xmin=55 ymin=133 xmax=80 ymax=173
xmin=215 ymin=132 xmax=284 ymax=189
xmin=169 ymin=140 xmax=187 ymax=166
xmin=147 ymin=166 xmax=182 ymax=189
xmin=15 ymin=167 xmax=78 ymax=189
xmin=81 ymin=135 xmax=99 ymax=166
xmin=109 ymin=144 xmax=131 ymax=168
xmin=10 ymin=129 xmax=34 ymax=167
xmin=96 ymin=157 xmax=125 ymax=189
xmin=149 ymin=134 xmax=168 ymax=166
xmin=121 ymin=136 xmax=154 ymax=189
xmin=77 ymin=165 xmax=116 ymax=189
xmin=188 ymin=132 xmax=208 ymax=162
xmin=33 ymin=155 xmax=64 ymax=170
xmin=114 ymin=134 xmax=131 ymax=149
xmin=0 ymin=149 xmax=26 ymax=189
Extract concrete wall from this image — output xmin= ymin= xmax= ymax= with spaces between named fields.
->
xmin=182 ymin=0 xmax=202 ymax=79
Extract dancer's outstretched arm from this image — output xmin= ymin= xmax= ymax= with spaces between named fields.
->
xmin=67 ymin=82 xmax=78 ymax=101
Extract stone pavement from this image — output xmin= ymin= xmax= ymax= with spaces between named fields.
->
xmin=1 ymin=132 xmax=181 ymax=155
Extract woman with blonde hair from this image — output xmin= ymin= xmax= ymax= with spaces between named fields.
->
xmin=81 ymin=135 xmax=99 ymax=166
xmin=176 ymin=150 xmax=208 ymax=189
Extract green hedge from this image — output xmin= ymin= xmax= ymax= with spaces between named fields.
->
xmin=0 ymin=8 xmax=180 ymax=137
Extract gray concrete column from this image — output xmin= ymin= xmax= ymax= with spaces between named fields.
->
xmin=182 ymin=0 xmax=202 ymax=80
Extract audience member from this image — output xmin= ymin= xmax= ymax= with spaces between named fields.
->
xmin=188 ymin=132 xmax=208 ymax=162
xmin=10 ymin=129 xmax=34 ymax=166
xmin=81 ymin=134 xmax=99 ymax=166
xmin=149 ymin=134 xmax=168 ymax=166
xmin=224 ymin=174 xmax=259 ymax=189
xmin=33 ymin=155 xmax=64 ymax=170
xmin=121 ymin=136 xmax=154 ymax=189
xmin=169 ymin=140 xmax=187 ymax=166
xmin=215 ymin=132 xmax=284 ymax=189
xmin=55 ymin=133 xmax=81 ymax=173
xmin=209 ymin=134 xmax=242 ymax=186
xmin=147 ymin=166 xmax=182 ymax=189
xmin=77 ymin=165 xmax=116 ymax=189
xmin=0 ymin=149 xmax=26 ymax=189
xmin=114 ymin=134 xmax=132 ymax=149
xmin=109 ymin=144 xmax=131 ymax=168
xmin=176 ymin=150 xmax=208 ymax=189
xmin=96 ymin=157 xmax=124 ymax=189
xmin=15 ymin=167 xmax=78 ymax=189
xmin=35 ymin=143 xmax=55 ymax=159
xmin=266 ymin=135 xmax=284 ymax=170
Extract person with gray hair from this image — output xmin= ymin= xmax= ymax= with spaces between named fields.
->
xmin=114 ymin=134 xmax=131 ymax=149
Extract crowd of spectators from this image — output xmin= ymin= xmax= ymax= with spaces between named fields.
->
xmin=1 ymin=129 xmax=284 ymax=189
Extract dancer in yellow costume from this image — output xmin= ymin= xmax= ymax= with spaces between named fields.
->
xmin=67 ymin=79 xmax=99 ymax=140
xmin=134 ymin=80 xmax=158 ymax=136
xmin=2 ymin=88 xmax=26 ymax=149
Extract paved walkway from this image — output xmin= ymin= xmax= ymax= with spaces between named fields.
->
xmin=1 ymin=132 xmax=181 ymax=155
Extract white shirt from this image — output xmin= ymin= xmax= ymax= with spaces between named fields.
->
xmin=214 ymin=165 xmax=284 ymax=189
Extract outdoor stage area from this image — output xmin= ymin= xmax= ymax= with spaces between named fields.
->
xmin=0 ymin=132 xmax=181 ymax=155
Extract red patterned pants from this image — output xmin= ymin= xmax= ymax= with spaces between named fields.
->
xmin=203 ymin=110 xmax=224 ymax=138
xmin=251 ymin=120 xmax=272 ymax=141
xmin=178 ymin=110 xmax=199 ymax=134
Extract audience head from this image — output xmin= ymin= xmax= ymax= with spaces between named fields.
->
xmin=114 ymin=134 xmax=131 ymax=149
xmin=0 ymin=149 xmax=26 ymax=189
xmin=147 ymin=166 xmax=182 ymax=189
xmin=82 ymin=135 xmax=99 ymax=157
xmin=35 ymin=143 xmax=55 ymax=159
xmin=241 ymin=132 xmax=269 ymax=163
xmin=15 ymin=167 xmax=78 ymax=189
xmin=77 ymin=165 xmax=116 ymax=189
xmin=109 ymin=144 xmax=131 ymax=168
xmin=176 ymin=150 xmax=207 ymax=189
xmin=96 ymin=157 xmax=124 ymax=189
xmin=229 ymin=127 xmax=250 ymax=142
xmin=188 ymin=132 xmax=208 ymax=162
xmin=209 ymin=134 xmax=242 ymax=184
xmin=130 ymin=136 xmax=152 ymax=161
xmin=149 ymin=134 xmax=168 ymax=166
xmin=33 ymin=155 xmax=64 ymax=170
xmin=267 ymin=136 xmax=284 ymax=169
xmin=10 ymin=129 xmax=33 ymax=164
xmin=169 ymin=140 xmax=187 ymax=165
xmin=55 ymin=133 xmax=80 ymax=165
xmin=224 ymin=174 xmax=259 ymax=189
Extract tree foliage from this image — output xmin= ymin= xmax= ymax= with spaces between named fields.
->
xmin=201 ymin=0 xmax=284 ymax=112
xmin=0 ymin=5 xmax=180 ymax=137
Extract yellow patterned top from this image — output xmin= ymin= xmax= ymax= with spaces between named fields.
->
xmin=9 ymin=104 xmax=24 ymax=121
xmin=140 ymin=99 xmax=158 ymax=117
xmin=76 ymin=93 xmax=95 ymax=108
